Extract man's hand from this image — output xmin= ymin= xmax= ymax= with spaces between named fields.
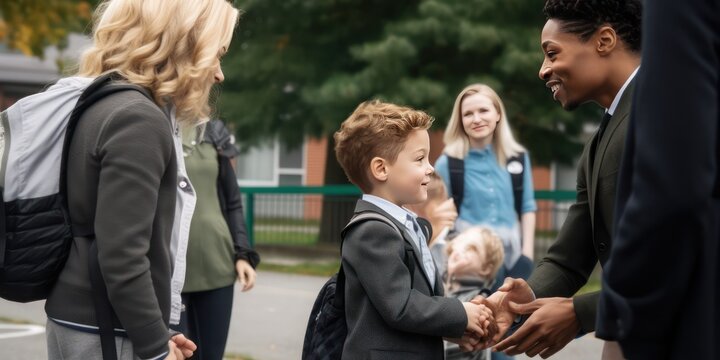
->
xmin=170 ymin=333 xmax=197 ymax=359
xmin=493 ymin=297 xmax=581 ymax=359
xmin=476 ymin=277 xmax=535 ymax=344
xmin=236 ymin=259 xmax=257 ymax=291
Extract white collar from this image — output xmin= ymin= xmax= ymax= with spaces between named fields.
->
xmin=607 ymin=67 xmax=639 ymax=116
xmin=362 ymin=194 xmax=416 ymax=225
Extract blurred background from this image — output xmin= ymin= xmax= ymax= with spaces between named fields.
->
xmin=0 ymin=0 xmax=603 ymax=254
xmin=0 ymin=1 xmax=604 ymax=358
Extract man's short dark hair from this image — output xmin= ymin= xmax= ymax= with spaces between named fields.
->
xmin=544 ymin=0 xmax=642 ymax=52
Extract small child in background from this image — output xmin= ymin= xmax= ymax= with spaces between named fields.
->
xmin=405 ymin=172 xmax=458 ymax=277
xmin=446 ymin=227 xmax=505 ymax=297
xmin=444 ymin=227 xmax=505 ymax=360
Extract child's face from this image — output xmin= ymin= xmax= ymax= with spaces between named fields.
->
xmin=461 ymin=93 xmax=499 ymax=146
xmin=385 ymin=129 xmax=434 ymax=206
xmin=447 ymin=241 xmax=486 ymax=278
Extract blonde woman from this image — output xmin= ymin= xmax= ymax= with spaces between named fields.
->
xmin=43 ymin=1 xmax=240 ymax=359
xmin=435 ymin=84 xmax=537 ymax=291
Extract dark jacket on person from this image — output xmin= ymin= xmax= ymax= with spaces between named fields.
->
xmin=203 ymin=120 xmax=260 ymax=268
xmin=597 ymin=0 xmax=720 ymax=358
xmin=341 ymin=199 xmax=467 ymax=360
xmin=526 ymin=79 xmax=635 ymax=333
xmin=45 ymin=88 xmax=177 ymax=359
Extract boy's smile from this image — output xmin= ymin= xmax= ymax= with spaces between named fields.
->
xmin=383 ymin=129 xmax=434 ymax=206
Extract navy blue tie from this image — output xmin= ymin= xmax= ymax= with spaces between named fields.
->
xmin=597 ymin=112 xmax=612 ymax=143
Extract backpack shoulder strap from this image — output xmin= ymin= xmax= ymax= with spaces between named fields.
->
xmin=341 ymin=212 xmax=402 ymax=237
xmin=339 ymin=212 xmax=416 ymax=288
xmin=61 ymin=73 xmax=149 ymax=237
xmin=447 ymin=156 xmax=464 ymax=215
xmin=68 ymin=73 xmax=148 ymax=360
xmin=506 ymin=152 xmax=526 ymax=223
xmin=203 ymin=119 xmax=240 ymax=158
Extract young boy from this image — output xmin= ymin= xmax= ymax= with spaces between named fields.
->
xmin=335 ymin=100 xmax=494 ymax=359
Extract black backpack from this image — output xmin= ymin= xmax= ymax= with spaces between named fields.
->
xmin=302 ymin=212 xmax=424 ymax=360
xmin=0 ymin=73 xmax=144 ymax=303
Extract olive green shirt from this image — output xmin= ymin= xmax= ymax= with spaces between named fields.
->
xmin=181 ymin=131 xmax=236 ymax=292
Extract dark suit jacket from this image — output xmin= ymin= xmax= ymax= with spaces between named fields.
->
xmin=526 ymin=80 xmax=635 ymax=333
xmin=597 ymin=0 xmax=720 ymax=358
xmin=341 ymin=200 xmax=467 ymax=360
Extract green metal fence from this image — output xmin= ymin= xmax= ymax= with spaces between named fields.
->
xmin=240 ymin=185 xmax=576 ymax=256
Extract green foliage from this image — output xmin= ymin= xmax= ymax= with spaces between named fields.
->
xmin=0 ymin=0 xmax=99 ymax=57
xmin=1 ymin=1 xmax=596 ymax=165
xmin=221 ymin=0 xmax=597 ymax=165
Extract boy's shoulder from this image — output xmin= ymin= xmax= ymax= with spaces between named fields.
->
xmin=346 ymin=201 xmax=403 ymax=235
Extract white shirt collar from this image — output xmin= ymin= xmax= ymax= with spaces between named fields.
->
xmin=362 ymin=194 xmax=416 ymax=225
xmin=607 ymin=67 xmax=639 ymax=116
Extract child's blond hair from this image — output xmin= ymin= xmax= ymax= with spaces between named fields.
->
xmin=446 ymin=227 xmax=504 ymax=282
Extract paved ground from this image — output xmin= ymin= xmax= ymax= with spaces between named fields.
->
xmin=0 ymin=270 xmax=602 ymax=359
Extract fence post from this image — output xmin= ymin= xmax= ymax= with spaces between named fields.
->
xmin=246 ymin=191 xmax=255 ymax=248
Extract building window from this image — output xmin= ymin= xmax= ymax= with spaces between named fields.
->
xmin=236 ymin=138 xmax=305 ymax=186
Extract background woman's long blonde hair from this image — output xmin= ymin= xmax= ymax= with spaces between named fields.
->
xmin=78 ymin=0 xmax=239 ymax=126
xmin=443 ymin=84 xmax=525 ymax=165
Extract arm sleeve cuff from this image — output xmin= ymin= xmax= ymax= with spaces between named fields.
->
xmin=572 ymin=291 xmax=599 ymax=333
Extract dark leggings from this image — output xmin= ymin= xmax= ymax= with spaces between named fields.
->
xmin=173 ymin=285 xmax=234 ymax=360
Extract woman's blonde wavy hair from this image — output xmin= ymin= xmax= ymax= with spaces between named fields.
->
xmin=443 ymin=84 xmax=525 ymax=165
xmin=78 ymin=0 xmax=239 ymax=126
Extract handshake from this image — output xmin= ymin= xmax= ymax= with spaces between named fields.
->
xmin=448 ymin=277 xmax=578 ymax=358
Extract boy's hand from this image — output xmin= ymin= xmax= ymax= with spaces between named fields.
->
xmin=462 ymin=302 xmax=494 ymax=338
xmin=466 ymin=298 xmax=499 ymax=350
xmin=445 ymin=332 xmax=481 ymax=352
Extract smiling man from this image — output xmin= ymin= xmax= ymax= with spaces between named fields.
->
xmin=482 ymin=0 xmax=642 ymax=358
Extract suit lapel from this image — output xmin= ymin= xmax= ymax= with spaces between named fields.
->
xmin=353 ymin=200 xmax=435 ymax=291
xmin=590 ymin=80 xmax=636 ymax=213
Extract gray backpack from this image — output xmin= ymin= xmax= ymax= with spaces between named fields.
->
xmin=0 ymin=73 xmax=142 ymax=302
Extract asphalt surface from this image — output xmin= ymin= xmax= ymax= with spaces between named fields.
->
xmin=0 ymin=270 xmax=602 ymax=359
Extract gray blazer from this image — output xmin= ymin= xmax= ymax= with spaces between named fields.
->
xmin=341 ymin=200 xmax=467 ymax=360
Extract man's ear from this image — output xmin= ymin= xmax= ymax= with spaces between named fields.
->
xmin=370 ymin=157 xmax=389 ymax=182
xmin=596 ymin=25 xmax=618 ymax=56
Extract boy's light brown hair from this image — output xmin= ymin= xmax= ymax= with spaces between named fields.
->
xmin=334 ymin=100 xmax=433 ymax=192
